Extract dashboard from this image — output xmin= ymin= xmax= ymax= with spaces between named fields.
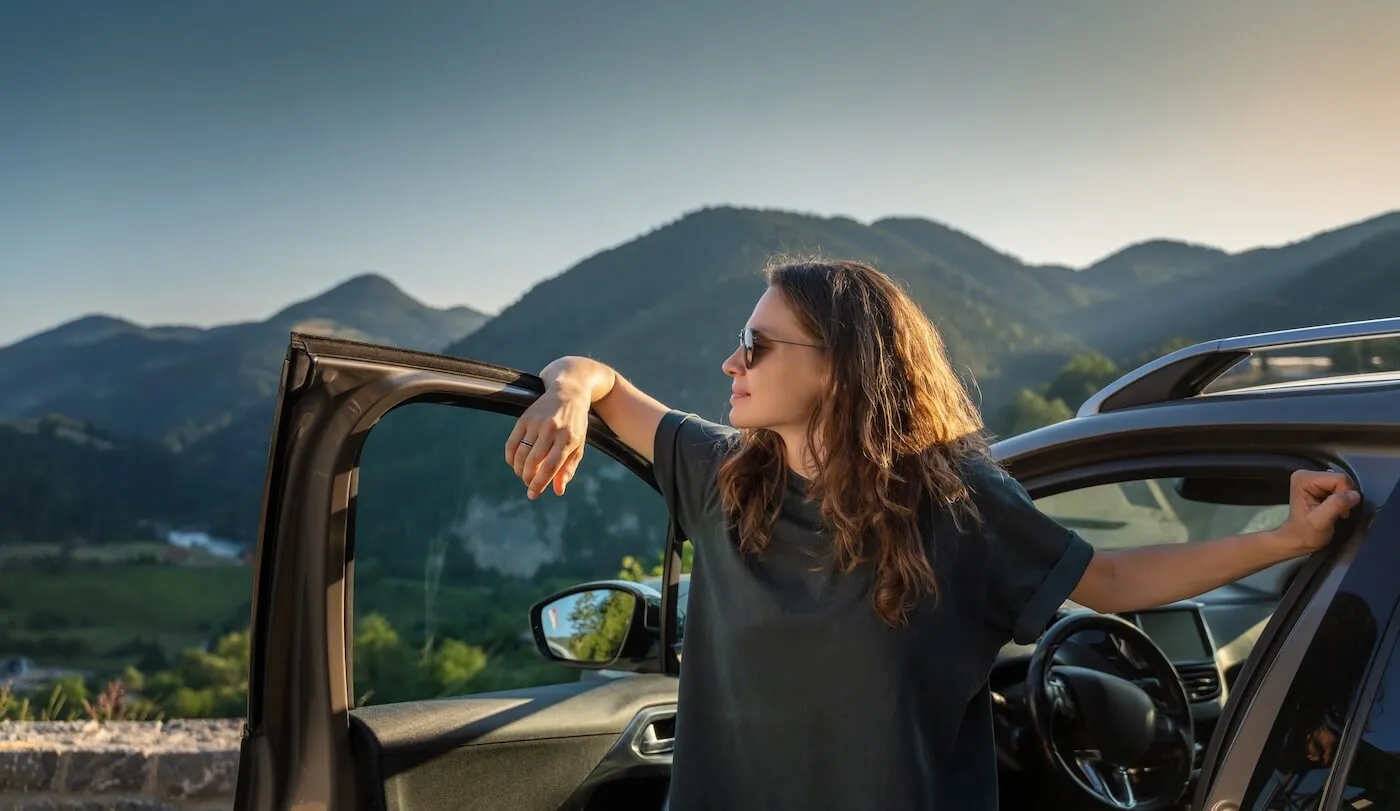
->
xmin=1119 ymin=604 xmax=1225 ymax=706
xmin=989 ymin=599 xmax=1250 ymax=776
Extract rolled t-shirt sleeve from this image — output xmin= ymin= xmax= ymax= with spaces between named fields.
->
xmin=965 ymin=460 xmax=1095 ymax=645
xmin=652 ymin=410 xmax=737 ymax=541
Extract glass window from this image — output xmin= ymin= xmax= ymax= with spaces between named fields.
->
xmin=350 ymin=402 xmax=671 ymax=705
xmin=1033 ymin=477 xmax=1289 ymax=551
xmin=1332 ymin=622 xmax=1400 ymax=807
xmin=1236 ymin=590 xmax=1382 ymax=811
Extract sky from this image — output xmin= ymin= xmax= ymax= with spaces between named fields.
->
xmin=2 ymin=0 xmax=1397 ymax=346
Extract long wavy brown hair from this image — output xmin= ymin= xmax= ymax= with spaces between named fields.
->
xmin=716 ymin=257 xmax=992 ymax=627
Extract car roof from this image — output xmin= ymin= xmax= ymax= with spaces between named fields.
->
xmin=992 ymin=317 xmax=1400 ymax=468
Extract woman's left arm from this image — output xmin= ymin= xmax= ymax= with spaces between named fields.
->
xmin=1070 ymin=470 xmax=1363 ymax=614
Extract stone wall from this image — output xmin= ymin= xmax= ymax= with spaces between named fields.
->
xmin=0 ymin=720 xmax=241 ymax=811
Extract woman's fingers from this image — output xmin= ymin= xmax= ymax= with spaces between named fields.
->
xmin=553 ymin=446 xmax=584 ymax=496
xmin=527 ymin=437 xmax=571 ymax=500
xmin=509 ymin=432 xmax=533 ymax=479
xmin=505 ymin=391 xmax=588 ymax=499
xmin=504 ymin=421 xmax=526 ymax=466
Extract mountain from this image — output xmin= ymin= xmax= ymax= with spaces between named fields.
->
xmin=265 ymin=274 xmax=489 ymax=352
xmin=9 ymin=204 xmax=1400 ymax=555
xmin=12 ymin=315 xmax=208 ymax=350
xmin=870 ymin=217 xmax=1109 ymax=316
xmin=0 ymin=415 xmax=214 ymax=546
xmin=1074 ymin=240 xmax=1230 ymax=295
xmin=443 ymin=206 xmax=1098 ymax=418
xmin=1201 ymin=227 xmax=1400 ymax=339
xmin=1059 ymin=211 xmax=1400 ymax=356
xmin=0 ymin=274 xmax=489 ymax=448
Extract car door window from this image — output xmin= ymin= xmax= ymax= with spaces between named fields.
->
xmin=1033 ymin=477 xmax=1288 ymax=551
xmin=1212 ymin=476 xmax=1398 ymax=811
xmin=1330 ymin=620 xmax=1400 ymax=808
xmin=350 ymin=401 xmax=671 ymax=704
xmin=1236 ymin=590 xmax=1380 ymax=810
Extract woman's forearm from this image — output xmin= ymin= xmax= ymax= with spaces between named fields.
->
xmin=1073 ymin=528 xmax=1304 ymax=613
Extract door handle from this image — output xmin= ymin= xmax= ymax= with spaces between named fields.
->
xmin=627 ymin=706 xmax=677 ymax=759
xmin=637 ymin=721 xmax=675 ymax=755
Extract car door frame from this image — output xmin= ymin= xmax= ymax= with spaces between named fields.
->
xmin=995 ymin=419 xmax=1394 ymax=811
xmin=233 ymin=333 xmax=681 ymax=811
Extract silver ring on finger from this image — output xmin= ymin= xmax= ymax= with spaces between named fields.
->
xmin=519 ymin=439 xmax=533 ymax=448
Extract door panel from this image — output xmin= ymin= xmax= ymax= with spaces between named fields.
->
xmin=1326 ymin=594 xmax=1400 ymax=808
xmin=348 ymin=676 xmax=678 ymax=811
xmin=1200 ymin=475 xmax=1400 ymax=811
xmin=237 ymin=335 xmax=676 ymax=811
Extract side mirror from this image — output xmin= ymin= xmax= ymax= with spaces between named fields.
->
xmin=528 ymin=580 xmax=662 ymax=672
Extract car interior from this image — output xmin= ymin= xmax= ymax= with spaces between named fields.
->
xmin=340 ymin=458 xmax=1304 ymax=811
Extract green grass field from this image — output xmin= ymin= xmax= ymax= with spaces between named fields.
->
xmin=0 ymin=565 xmax=252 ymax=632
xmin=0 ymin=557 xmax=560 ymax=682
xmin=0 ymin=562 xmax=253 ymax=672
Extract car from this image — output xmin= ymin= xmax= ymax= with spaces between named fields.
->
xmin=235 ymin=317 xmax=1400 ymax=811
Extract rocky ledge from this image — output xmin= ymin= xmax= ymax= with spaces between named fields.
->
xmin=0 ymin=720 xmax=242 ymax=811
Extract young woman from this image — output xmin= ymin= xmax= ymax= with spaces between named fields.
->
xmin=504 ymin=258 xmax=1360 ymax=811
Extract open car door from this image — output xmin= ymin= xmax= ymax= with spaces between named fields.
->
xmin=233 ymin=334 xmax=684 ymax=811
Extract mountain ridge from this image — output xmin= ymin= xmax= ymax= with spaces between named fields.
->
xmin=0 ymin=273 xmax=491 ymax=447
xmin=1055 ymin=209 xmax=1400 ymax=354
xmin=6 ymin=203 xmax=1400 ymax=550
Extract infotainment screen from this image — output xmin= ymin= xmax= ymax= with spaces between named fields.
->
xmin=1135 ymin=609 xmax=1211 ymax=662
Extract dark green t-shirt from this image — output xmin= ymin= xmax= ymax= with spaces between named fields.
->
xmin=654 ymin=410 xmax=1094 ymax=811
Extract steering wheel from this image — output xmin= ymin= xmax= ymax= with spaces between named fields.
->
xmin=1026 ymin=612 xmax=1196 ymax=810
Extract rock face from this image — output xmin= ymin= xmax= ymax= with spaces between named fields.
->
xmin=0 ymin=721 xmax=241 ymax=810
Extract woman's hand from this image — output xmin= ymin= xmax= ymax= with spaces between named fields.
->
xmin=503 ymin=355 xmax=666 ymax=499
xmin=505 ymin=384 xmax=591 ymax=500
xmin=1276 ymin=469 xmax=1362 ymax=554
xmin=506 ymin=357 xmax=618 ymax=500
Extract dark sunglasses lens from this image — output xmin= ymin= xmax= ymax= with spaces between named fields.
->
xmin=739 ymin=329 xmax=754 ymax=367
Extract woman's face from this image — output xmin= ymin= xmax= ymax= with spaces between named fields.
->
xmin=722 ymin=287 xmax=829 ymax=432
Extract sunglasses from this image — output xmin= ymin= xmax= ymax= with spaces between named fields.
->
xmin=738 ymin=327 xmax=822 ymax=369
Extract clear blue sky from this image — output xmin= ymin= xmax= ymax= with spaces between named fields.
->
xmin=2 ymin=0 xmax=1396 ymax=346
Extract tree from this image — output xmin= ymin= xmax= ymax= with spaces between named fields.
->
xmin=353 ymin=613 xmax=415 ymax=704
xmin=569 ymin=590 xmax=637 ymax=662
xmin=427 ymin=639 xmax=488 ymax=695
xmin=141 ymin=629 xmax=250 ymax=718
xmin=1044 ymin=353 xmax=1120 ymax=411
xmin=997 ymin=389 xmax=1074 ymax=436
xmin=1135 ymin=336 xmax=1198 ymax=366
xmin=618 ymin=542 xmax=694 ymax=582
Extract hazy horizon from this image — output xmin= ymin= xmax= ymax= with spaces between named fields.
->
xmin=8 ymin=201 xmax=1400 ymax=345
xmin=4 ymin=0 xmax=1397 ymax=345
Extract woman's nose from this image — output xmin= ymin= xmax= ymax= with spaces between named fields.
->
xmin=721 ymin=345 xmax=744 ymax=377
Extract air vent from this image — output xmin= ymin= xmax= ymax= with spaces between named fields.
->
xmin=1175 ymin=663 xmax=1222 ymax=703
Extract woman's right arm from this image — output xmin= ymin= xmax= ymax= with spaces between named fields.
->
xmin=504 ymin=355 xmax=669 ymax=500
